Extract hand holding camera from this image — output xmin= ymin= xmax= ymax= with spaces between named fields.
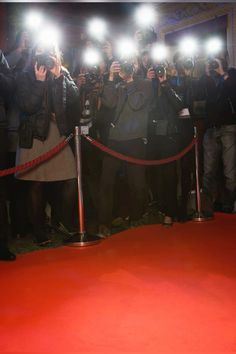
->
xmin=34 ymin=62 xmax=47 ymax=82
xmin=77 ymin=73 xmax=86 ymax=88
xmin=49 ymin=56 xmax=61 ymax=79
xmin=109 ymin=61 xmax=121 ymax=80
xmin=147 ymin=65 xmax=166 ymax=82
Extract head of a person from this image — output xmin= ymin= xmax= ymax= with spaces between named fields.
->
xmin=30 ymin=41 xmax=62 ymax=75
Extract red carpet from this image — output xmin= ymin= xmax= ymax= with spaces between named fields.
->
xmin=0 ymin=213 xmax=236 ymax=353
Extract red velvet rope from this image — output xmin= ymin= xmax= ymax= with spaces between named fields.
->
xmin=84 ymin=135 xmax=197 ymax=165
xmin=0 ymin=132 xmax=196 ymax=177
xmin=0 ymin=133 xmax=73 ymax=177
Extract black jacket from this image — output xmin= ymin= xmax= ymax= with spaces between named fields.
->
xmin=193 ymin=72 xmax=236 ymax=128
xmin=149 ymin=80 xmax=184 ymax=136
xmin=0 ymin=50 xmax=15 ymax=129
xmin=16 ymin=66 xmax=79 ymax=144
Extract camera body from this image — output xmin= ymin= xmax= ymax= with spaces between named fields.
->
xmin=35 ymin=54 xmax=55 ymax=70
xmin=154 ymin=64 xmax=166 ymax=77
xmin=183 ymin=58 xmax=194 ymax=70
xmin=119 ymin=60 xmax=134 ymax=76
xmin=84 ymin=66 xmax=101 ymax=89
xmin=208 ymin=59 xmax=219 ymax=71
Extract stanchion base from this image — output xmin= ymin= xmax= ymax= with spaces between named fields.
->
xmin=64 ymin=232 xmax=102 ymax=247
xmin=192 ymin=212 xmax=214 ymax=222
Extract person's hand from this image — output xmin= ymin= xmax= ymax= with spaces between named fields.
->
xmin=213 ymin=58 xmax=226 ymax=76
xmin=205 ymin=62 xmax=210 ymax=76
xmin=34 ymin=63 xmax=47 ymax=81
xmin=109 ymin=61 xmax=120 ymax=80
xmin=77 ymin=73 xmax=86 ymax=88
xmin=49 ymin=56 xmax=61 ymax=78
xmin=183 ymin=67 xmax=192 ymax=77
xmin=158 ymin=72 xmax=167 ymax=83
xmin=147 ymin=67 xmax=156 ymax=80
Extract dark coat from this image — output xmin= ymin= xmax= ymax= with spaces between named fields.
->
xmin=194 ymin=72 xmax=236 ymax=128
xmin=0 ymin=50 xmax=15 ymax=129
xmin=149 ymin=81 xmax=184 ymax=136
xmin=16 ymin=66 xmax=79 ymax=144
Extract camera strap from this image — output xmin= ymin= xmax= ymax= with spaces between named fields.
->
xmin=110 ymin=86 xmax=128 ymax=128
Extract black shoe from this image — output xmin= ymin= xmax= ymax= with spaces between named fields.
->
xmin=98 ymin=225 xmax=111 ymax=238
xmin=0 ymin=248 xmax=16 ymax=261
xmin=35 ymin=232 xmax=52 ymax=247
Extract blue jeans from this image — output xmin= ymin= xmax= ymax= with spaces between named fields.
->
xmin=203 ymin=124 xmax=236 ymax=210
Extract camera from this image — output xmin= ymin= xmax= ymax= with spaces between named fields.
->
xmin=84 ymin=66 xmax=101 ymax=89
xmin=183 ymin=58 xmax=194 ymax=70
xmin=154 ymin=64 xmax=166 ymax=77
xmin=120 ymin=60 xmax=134 ymax=76
xmin=208 ymin=59 xmax=219 ymax=71
xmin=35 ymin=54 xmax=55 ymax=70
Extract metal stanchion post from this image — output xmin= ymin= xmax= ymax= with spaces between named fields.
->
xmin=192 ymin=126 xmax=213 ymax=222
xmin=66 ymin=126 xmax=102 ymax=246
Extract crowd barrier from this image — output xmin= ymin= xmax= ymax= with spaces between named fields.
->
xmin=0 ymin=126 xmax=211 ymax=246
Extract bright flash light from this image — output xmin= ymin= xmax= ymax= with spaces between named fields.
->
xmin=37 ymin=27 xmax=60 ymax=47
xmin=117 ymin=38 xmax=137 ymax=59
xmin=179 ymin=37 xmax=198 ymax=56
xmin=134 ymin=5 xmax=157 ymax=27
xmin=25 ymin=12 xmax=43 ymax=30
xmin=87 ymin=18 xmax=107 ymax=41
xmin=83 ymin=48 xmax=101 ymax=66
xmin=151 ymin=44 xmax=168 ymax=62
xmin=205 ymin=37 xmax=223 ymax=54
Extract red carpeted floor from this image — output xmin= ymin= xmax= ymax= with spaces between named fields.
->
xmin=0 ymin=213 xmax=236 ymax=353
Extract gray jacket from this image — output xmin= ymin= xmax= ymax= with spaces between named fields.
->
xmin=102 ymin=78 xmax=153 ymax=141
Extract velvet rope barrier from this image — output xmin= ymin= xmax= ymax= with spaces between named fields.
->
xmin=0 ymin=133 xmax=74 ymax=177
xmin=84 ymin=135 xmax=197 ymax=165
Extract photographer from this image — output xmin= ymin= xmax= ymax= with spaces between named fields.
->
xmin=15 ymin=42 xmax=79 ymax=245
xmin=98 ymin=59 xmax=153 ymax=237
xmin=76 ymin=56 xmax=112 ymax=228
xmin=195 ymin=57 xmax=236 ymax=214
xmin=147 ymin=65 xmax=184 ymax=226
xmin=0 ymin=49 xmax=16 ymax=260
xmin=168 ymin=54 xmax=196 ymax=220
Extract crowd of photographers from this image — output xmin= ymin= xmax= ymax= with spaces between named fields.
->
xmin=0 ymin=28 xmax=236 ymax=260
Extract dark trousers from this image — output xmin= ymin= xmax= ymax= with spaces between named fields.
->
xmin=7 ymin=152 xmax=31 ymax=237
xmin=99 ymin=138 xmax=148 ymax=226
xmin=147 ymin=135 xmax=178 ymax=217
xmin=0 ymin=128 xmax=8 ymax=246
xmin=28 ymin=178 xmax=77 ymax=240
xmin=203 ymin=125 xmax=236 ymax=209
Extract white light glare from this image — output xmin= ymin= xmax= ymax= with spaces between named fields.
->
xmin=205 ymin=37 xmax=223 ymax=55
xmin=135 ymin=5 xmax=157 ymax=28
xmin=83 ymin=48 xmax=101 ymax=66
xmin=151 ymin=44 xmax=168 ymax=62
xmin=117 ymin=38 xmax=137 ymax=59
xmin=25 ymin=12 xmax=43 ymax=30
xmin=37 ymin=27 xmax=60 ymax=47
xmin=87 ymin=18 xmax=107 ymax=41
xmin=179 ymin=37 xmax=198 ymax=56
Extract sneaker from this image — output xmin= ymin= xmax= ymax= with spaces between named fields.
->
xmin=162 ymin=215 xmax=173 ymax=227
xmin=98 ymin=225 xmax=111 ymax=238
xmin=36 ymin=237 xmax=52 ymax=247
xmin=52 ymin=221 xmax=78 ymax=238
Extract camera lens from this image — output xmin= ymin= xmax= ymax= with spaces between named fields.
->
xmin=209 ymin=59 xmax=219 ymax=70
xmin=120 ymin=61 xmax=134 ymax=75
xmin=155 ymin=65 xmax=165 ymax=77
